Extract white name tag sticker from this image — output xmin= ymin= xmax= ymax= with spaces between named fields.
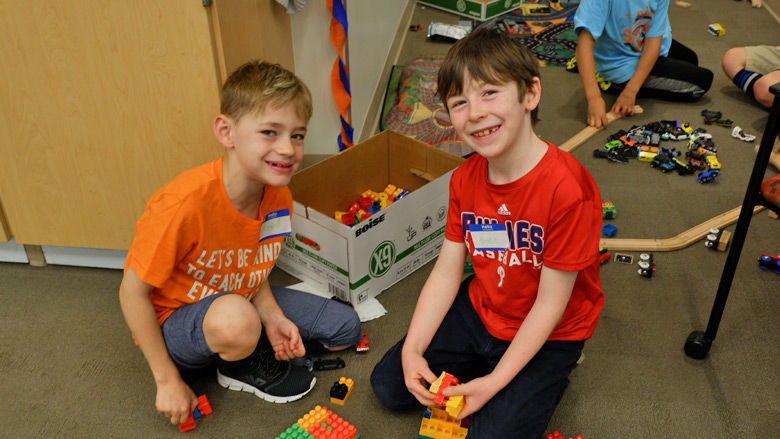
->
xmin=259 ymin=209 xmax=292 ymax=242
xmin=468 ymin=223 xmax=509 ymax=251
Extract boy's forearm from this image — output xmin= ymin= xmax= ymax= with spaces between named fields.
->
xmin=575 ymin=30 xmax=602 ymax=100
xmin=623 ymin=36 xmax=662 ymax=95
xmin=487 ymin=268 xmax=577 ymax=388
xmin=251 ymin=279 xmax=287 ymax=324
xmin=402 ymin=240 xmax=466 ymax=355
xmin=119 ymin=270 xmax=182 ymax=385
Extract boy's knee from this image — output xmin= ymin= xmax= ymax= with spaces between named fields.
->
xmin=326 ymin=304 xmax=362 ymax=348
xmin=203 ymin=294 xmax=261 ymax=348
xmin=370 ymin=362 xmax=410 ymax=411
xmin=721 ymin=47 xmax=746 ymax=77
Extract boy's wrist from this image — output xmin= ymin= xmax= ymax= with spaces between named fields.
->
xmin=152 ymin=363 xmax=183 ymax=386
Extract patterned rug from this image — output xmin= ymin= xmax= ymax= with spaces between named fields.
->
xmin=380 ymin=55 xmax=471 ymax=156
xmin=380 ymin=1 xmax=580 ymax=149
xmin=481 ymin=1 xmax=580 ymax=66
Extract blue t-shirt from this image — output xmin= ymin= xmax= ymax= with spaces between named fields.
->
xmin=574 ymin=0 xmax=671 ymax=83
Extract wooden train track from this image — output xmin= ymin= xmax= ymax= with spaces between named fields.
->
xmin=558 ymin=105 xmax=643 ymax=152
xmin=601 ymin=205 xmax=764 ymax=251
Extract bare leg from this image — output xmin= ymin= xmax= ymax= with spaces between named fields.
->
xmin=202 ymin=294 xmax=262 ymax=361
xmin=721 ymin=47 xmax=746 ymax=79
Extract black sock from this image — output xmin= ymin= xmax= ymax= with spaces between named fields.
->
xmin=216 ymin=337 xmax=264 ymax=372
xmin=732 ymin=69 xmax=763 ymax=97
xmin=303 ymin=339 xmax=328 ymax=355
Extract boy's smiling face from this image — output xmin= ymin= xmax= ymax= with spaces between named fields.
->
xmin=218 ymin=101 xmax=307 ymax=188
xmin=446 ymin=74 xmax=536 ymax=161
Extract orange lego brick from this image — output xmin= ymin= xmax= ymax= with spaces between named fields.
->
xmin=329 ymin=377 xmax=354 ymax=406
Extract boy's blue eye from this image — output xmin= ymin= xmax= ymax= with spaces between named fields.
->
xmin=261 ymin=130 xmax=276 ymax=136
xmin=292 ymin=134 xmax=305 ymax=140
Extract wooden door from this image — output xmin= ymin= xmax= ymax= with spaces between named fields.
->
xmin=0 ymin=1 xmax=224 ymax=249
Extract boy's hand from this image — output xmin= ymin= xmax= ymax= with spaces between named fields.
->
xmin=156 ymin=378 xmax=198 ymax=425
xmin=586 ymin=96 xmax=609 ymax=128
xmin=264 ymin=316 xmax=305 ymax=361
xmin=611 ymin=91 xmax=637 ymax=117
xmin=401 ymin=350 xmax=438 ymax=407
xmin=441 ymin=375 xmax=501 ymax=419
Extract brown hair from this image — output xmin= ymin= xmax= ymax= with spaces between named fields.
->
xmin=437 ymin=27 xmax=540 ymax=124
xmin=220 ymin=60 xmax=312 ymax=123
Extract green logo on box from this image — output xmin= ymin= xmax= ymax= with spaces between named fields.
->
xmin=369 ymin=240 xmax=396 ymax=278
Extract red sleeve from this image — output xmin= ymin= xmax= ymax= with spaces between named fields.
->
xmin=543 ymin=178 xmax=601 ymax=272
xmin=444 ymin=165 xmax=465 ymax=243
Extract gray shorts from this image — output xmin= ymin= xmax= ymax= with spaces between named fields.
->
xmin=745 ymin=45 xmax=780 ymax=75
xmin=161 ymin=286 xmax=362 ymax=370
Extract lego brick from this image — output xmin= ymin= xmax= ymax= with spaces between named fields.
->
xmin=329 ymin=377 xmax=354 ymax=406
xmin=178 ymin=394 xmax=212 ymax=432
xmin=277 ymin=405 xmax=359 ymax=439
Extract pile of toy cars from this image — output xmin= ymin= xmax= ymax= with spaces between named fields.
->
xmin=594 ymin=114 xmax=723 ymax=184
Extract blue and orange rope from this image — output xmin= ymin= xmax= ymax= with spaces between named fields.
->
xmin=328 ymin=0 xmax=353 ymax=150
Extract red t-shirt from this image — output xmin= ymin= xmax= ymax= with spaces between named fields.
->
xmin=445 ymin=141 xmax=604 ymax=341
xmin=125 ymin=158 xmax=292 ymax=325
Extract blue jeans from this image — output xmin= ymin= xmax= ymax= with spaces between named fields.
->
xmin=370 ymin=277 xmax=584 ymax=439
xmin=162 ymin=286 xmax=362 ymax=370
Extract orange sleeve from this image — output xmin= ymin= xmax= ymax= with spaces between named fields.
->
xmin=126 ymin=192 xmax=197 ymax=288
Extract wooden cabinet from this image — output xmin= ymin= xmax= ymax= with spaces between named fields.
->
xmin=0 ymin=0 xmax=293 ymax=250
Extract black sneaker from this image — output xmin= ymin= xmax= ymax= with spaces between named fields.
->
xmin=216 ymin=342 xmax=316 ymax=403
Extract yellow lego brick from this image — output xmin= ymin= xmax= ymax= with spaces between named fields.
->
xmin=445 ymin=394 xmax=464 ymax=418
xmin=429 ymin=371 xmax=447 ymax=394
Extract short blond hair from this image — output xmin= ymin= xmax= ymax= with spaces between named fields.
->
xmin=220 ymin=60 xmax=312 ymax=123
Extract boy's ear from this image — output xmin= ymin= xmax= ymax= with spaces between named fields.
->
xmin=524 ymin=77 xmax=542 ymax=112
xmin=213 ymin=114 xmax=234 ymax=149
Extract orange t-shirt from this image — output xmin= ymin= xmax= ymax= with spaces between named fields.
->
xmin=125 ymin=158 xmax=292 ymax=325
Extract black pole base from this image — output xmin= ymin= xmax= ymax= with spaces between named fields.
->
xmin=684 ymin=330 xmax=712 ymax=359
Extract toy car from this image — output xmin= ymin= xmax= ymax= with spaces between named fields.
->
xmin=731 ymin=126 xmax=756 ymax=142
xmin=314 ymin=357 xmax=346 ymax=371
xmin=758 ymin=254 xmax=780 ymax=274
xmin=637 ymin=253 xmax=656 ymax=278
xmin=705 ymin=155 xmax=722 ymax=170
xmin=356 ymin=332 xmax=370 ymax=353
xmin=697 ymin=169 xmax=719 ymax=184
xmin=593 ymin=149 xmax=628 ymax=163
xmin=638 ymin=150 xmax=657 ymax=162
xmin=602 ymin=202 xmax=617 ymax=219
xmin=708 ymin=23 xmax=725 ymax=37
xmin=701 ymin=109 xmax=722 ymax=124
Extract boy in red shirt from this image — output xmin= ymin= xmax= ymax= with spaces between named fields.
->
xmin=371 ymin=28 xmax=604 ymax=437
xmin=119 ymin=61 xmax=361 ymax=427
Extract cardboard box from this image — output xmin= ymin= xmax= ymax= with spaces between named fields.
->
xmin=418 ymin=0 xmax=522 ymax=21
xmin=277 ymin=131 xmax=464 ymax=305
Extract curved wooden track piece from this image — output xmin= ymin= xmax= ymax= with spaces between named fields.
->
xmin=559 ymin=105 xmax=643 ymax=152
xmin=600 ymin=205 xmax=765 ymax=251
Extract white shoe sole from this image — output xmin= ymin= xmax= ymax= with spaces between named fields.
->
xmin=216 ymin=369 xmax=316 ymax=403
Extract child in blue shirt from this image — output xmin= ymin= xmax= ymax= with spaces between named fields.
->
xmin=573 ymin=0 xmax=713 ymax=127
